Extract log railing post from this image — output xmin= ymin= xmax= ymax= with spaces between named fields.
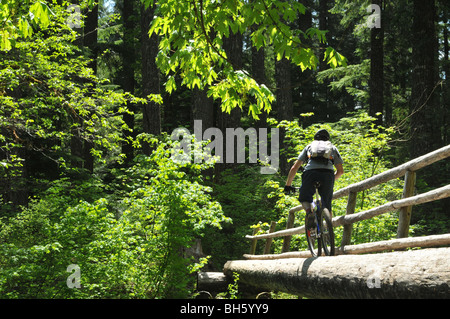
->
xmin=281 ymin=210 xmax=296 ymax=253
xmin=263 ymin=221 xmax=277 ymax=254
xmin=249 ymin=227 xmax=260 ymax=255
xmin=397 ymin=170 xmax=416 ymax=238
xmin=341 ymin=191 xmax=357 ymax=248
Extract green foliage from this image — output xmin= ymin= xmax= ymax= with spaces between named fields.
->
xmin=202 ymin=165 xmax=278 ymax=268
xmin=227 ymin=272 xmax=240 ymax=299
xmin=0 ymin=136 xmax=230 ymax=298
xmin=0 ymin=0 xmax=158 ymax=205
xmin=0 ymin=0 xmax=97 ymax=51
xmin=146 ymin=0 xmax=347 ymax=118
xmin=0 ymin=0 xmax=51 ymax=51
xmin=2 ymin=16 xmax=112 ymax=144
xmin=317 ymin=60 xmax=370 ymax=103
xmin=0 ymin=1 xmax=232 ymax=298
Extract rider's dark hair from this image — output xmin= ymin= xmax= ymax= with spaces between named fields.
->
xmin=314 ymin=129 xmax=330 ymax=141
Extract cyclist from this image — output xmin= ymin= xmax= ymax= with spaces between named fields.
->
xmin=284 ymin=129 xmax=344 ymax=229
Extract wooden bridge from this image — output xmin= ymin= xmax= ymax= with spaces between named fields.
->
xmin=198 ymin=145 xmax=450 ymax=299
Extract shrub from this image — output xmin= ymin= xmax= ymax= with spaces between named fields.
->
xmin=0 ymin=136 xmax=230 ymax=298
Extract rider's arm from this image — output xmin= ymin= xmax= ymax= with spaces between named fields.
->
xmin=286 ymin=160 xmax=303 ymax=186
xmin=334 ymin=163 xmax=344 ymax=180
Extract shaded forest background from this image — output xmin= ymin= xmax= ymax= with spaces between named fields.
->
xmin=0 ymin=0 xmax=449 ymax=298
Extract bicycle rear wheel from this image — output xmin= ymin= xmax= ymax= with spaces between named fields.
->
xmin=305 ymin=213 xmax=321 ymax=257
xmin=319 ymin=208 xmax=335 ymax=256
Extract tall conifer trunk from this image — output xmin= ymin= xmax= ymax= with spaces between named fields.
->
xmin=410 ymin=0 xmax=438 ymax=158
xmin=141 ymin=3 xmax=161 ymax=155
xmin=369 ymin=0 xmax=384 ymax=126
xmin=121 ymin=0 xmax=136 ymax=161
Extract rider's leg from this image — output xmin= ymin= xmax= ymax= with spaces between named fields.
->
xmin=298 ymin=170 xmax=315 ymax=203
xmin=299 ymin=170 xmax=318 ymax=229
xmin=301 ymin=201 xmax=315 ymax=229
xmin=301 ymin=201 xmax=312 ymax=212
xmin=318 ymin=170 xmax=335 ymax=216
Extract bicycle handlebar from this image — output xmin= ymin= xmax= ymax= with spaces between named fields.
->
xmin=284 ymin=185 xmax=300 ymax=195
xmin=284 ymin=165 xmax=321 ymax=195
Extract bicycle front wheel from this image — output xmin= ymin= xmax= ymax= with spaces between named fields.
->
xmin=320 ymin=208 xmax=335 ymax=256
xmin=305 ymin=214 xmax=321 ymax=257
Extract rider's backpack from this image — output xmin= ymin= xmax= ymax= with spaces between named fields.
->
xmin=307 ymin=140 xmax=333 ymax=164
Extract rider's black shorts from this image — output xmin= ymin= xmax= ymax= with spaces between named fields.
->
xmin=298 ymin=169 xmax=335 ymax=211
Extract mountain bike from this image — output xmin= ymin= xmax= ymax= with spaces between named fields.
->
xmin=291 ymin=181 xmax=335 ymax=257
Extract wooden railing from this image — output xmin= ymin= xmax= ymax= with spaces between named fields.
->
xmin=245 ymin=144 xmax=450 ymax=259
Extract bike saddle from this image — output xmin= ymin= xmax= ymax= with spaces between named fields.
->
xmin=313 ymin=181 xmax=321 ymax=188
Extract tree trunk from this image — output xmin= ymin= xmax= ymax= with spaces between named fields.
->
xmin=275 ymin=57 xmax=292 ymax=176
xmin=121 ymin=0 xmax=136 ymax=160
xmin=223 ymin=247 xmax=450 ymax=298
xmin=141 ymin=3 xmax=161 ymax=155
xmin=410 ymin=0 xmax=438 ymax=158
xmin=442 ymin=3 xmax=449 ymax=145
xmin=369 ymin=0 xmax=384 ymax=126
xmin=82 ymin=3 xmax=98 ymax=173
xmin=84 ymin=4 xmax=98 ymax=74
xmin=317 ymin=0 xmax=330 ymax=120
xmin=215 ymin=30 xmax=242 ymax=174
xmin=191 ymin=88 xmax=214 ymax=135
xmin=297 ymin=0 xmax=313 ymax=117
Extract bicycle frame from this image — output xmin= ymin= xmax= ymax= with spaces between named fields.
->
xmin=292 ymin=181 xmax=335 ymax=257
xmin=311 ymin=186 xmax=322 ymax=236
xmin=292 ymin=185 xmax=322 ymax=231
